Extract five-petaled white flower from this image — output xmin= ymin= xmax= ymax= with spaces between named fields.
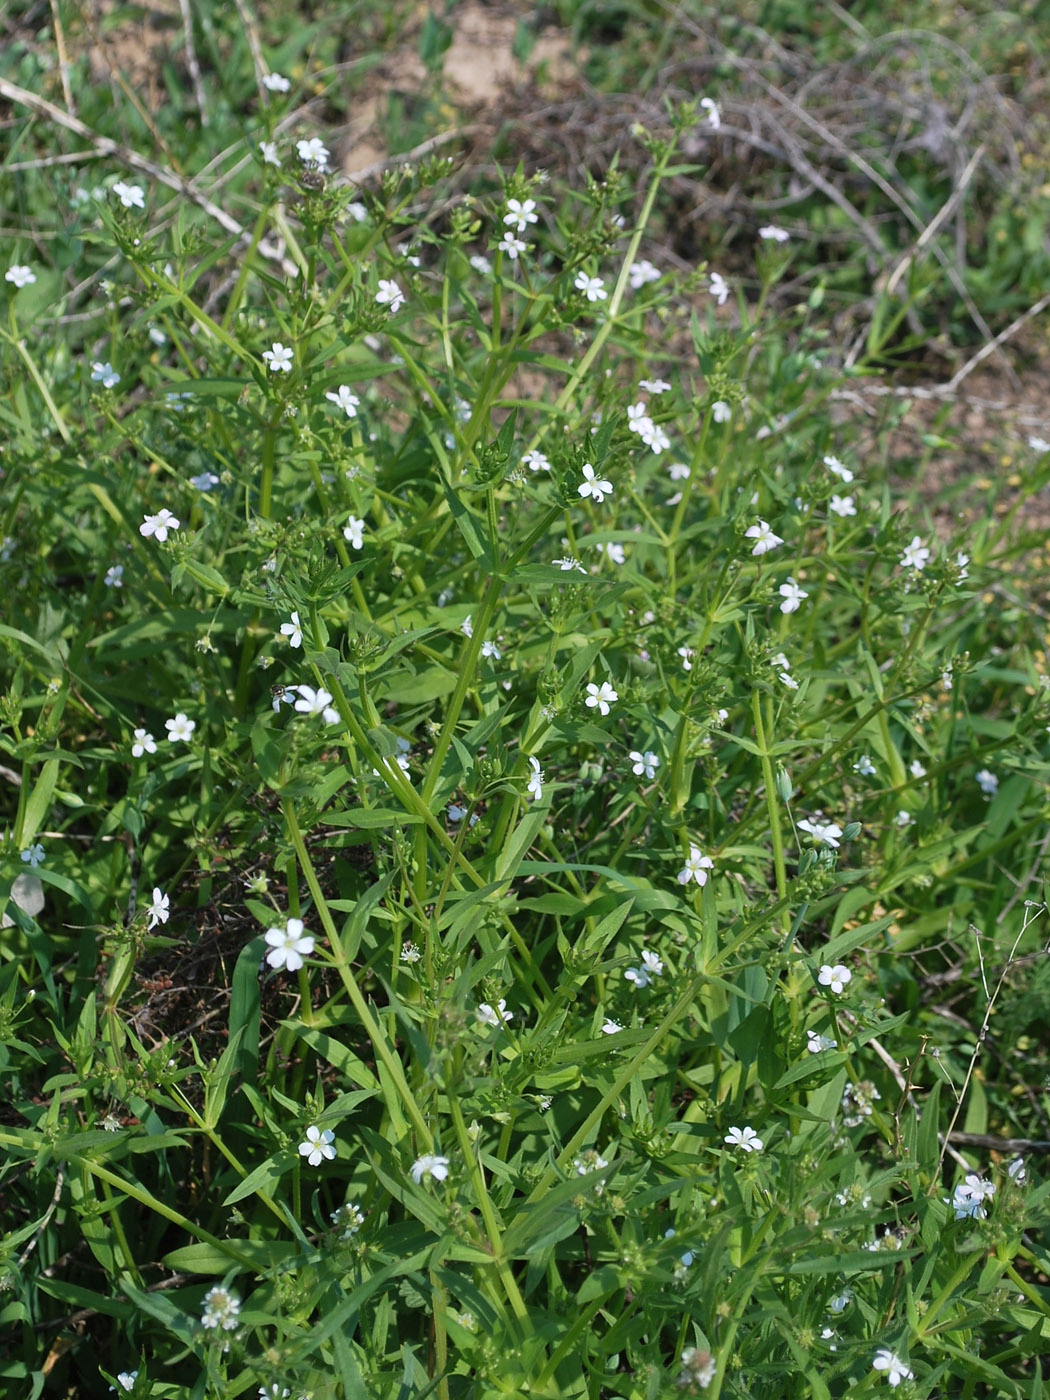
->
xmin=113 ymin=1371 xmax=139 ymax=1392
xmin=20 ymin=843 xmax=45 ymax=867
xmin=829 ymin=494 xmax=856 ymax=517
xmin=899 ymin=536 xmax=930 ymax=570
xmin=6 ymin=265 xmax=36 ymax=288
xmin=712 ymin=400 xmax=732 ymax=423
xmin=677 ymin=845 xmax=713 ymax=886
xmin=946 ymin=1172 xmax=995 ymax=1220
xmin=778 ymin=577 xmax=808 ymax=613
xmin=625 ymin=949 xmax=664 ymax=988
xmin=498 ymin=233 xmax=528 ymax=259
xmin=872 ymin=1350 xmax=913 ymax=1386
xmin=263 ymin=342 xmax=294 ymax=373
xmin=112 ymin=181 xmax=145 ymax=209
xmin=807 ymin=1031 xmax=838 ymax=1053
xmin=503 ymin=198 xmax=538 ymax=231
xmin=375 ymin=279 xmax=405 ymax=312
xmin=296 ymin=137 xmax=330 ymax=168
xmin=578 ymin=463 xmax=613 ymax=504
xmin=526 ymin=755 xmax=544 ymax=800
xmin=263 ymin=71 xmax=290 ymax=92
xmin=146 ymin=887 xmax=169 ymax=930
xmin=280 ymin=612 xmax=302 ymax=648
xmin=476 ymin=999 xmax=513 ymax=1027
xmin=104 ymin=564 xmax=124 ymax=587
xmin=259 ymin=140 xmax=281 ymax=166
xmin=326 ymin=384 xmax=360 ymax=417
xmin=818 ymin=963 xmax=852 ymax=994
xmin=725 ymin=1125 xmax=763 ymax=1152
xmin=639 ymin=378 xmax=671 ymax=394
xmin=140 ymin=508 xmax=180 ymax=542
xmin=190 ymin=471 xmax=219 ymax=491
xmin=585 ymin=680 xmax=618 ymax=715
xmin=745 ymin=520 xmax=783 ymax=555
xmin=601 ymin=1017 xmax=623 ymax=1034
xmin=700 ymin=96 xmax=721 ymax=129
xmin=759 ymin=224 xmax=789 ymax=242
xmin=521 ymin=448 xmax=550 ymax=472
xmin=91 ymin=361 xmax=121 ymax=388
xmin=299 ymin=1125 xmax=337 ymax=1165
xmin=854 ymin=754 xmax=876 ymax=776
xmin=824 ymin=454 xmax=853 ymax=482
xmin=709 ymin=271 xmax=729 ymax=305
xmin=975 ymin=768 xmax=998 ymax=796
xmin=630 ymin=749 xmax=659 ymax=779
xmin=628 ymin=260 xmax=660 ymax=289
xmin=264 ymin=917 xmax=315 ymax=971
xmin=131 ymin=727 xmax=156 ymax=757
xmin=411 ymin=1153 xmax=450 ymax=1184
xmin=293 ymin=686 xmax=340 ymax=724
xmin=574 ymin=272 xmax=607 ymax=302
xmin=798 ymin=817 xmax=843 ymax=848
xmin=165 ymin=712 xmax=195 ymax=742
xmin=343 ymin=516 xmax=365 ymax=549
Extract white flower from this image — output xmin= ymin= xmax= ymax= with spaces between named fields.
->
xmin=601 ymin=1018 xmax=623 ymax=1034
xmin=643 ymin=423 xmax=670 ymax=454
xmin=258 ymin=140 xmax=281 ymax=166
xmin=829 ymin=494 xmax=856 ymax=517
xmin=625 ymin=949 xmax=664 ymax=988
xmin=630 ymin=749 xmax=659 ymax=779
xmin=476 ymin=999 xmax=513 ymax=1027
xmin=343 ymin=516 xmax=365 ymax=549
xmin=299 ymin=1125 xmax=337 ymax=1165
xmin=347 ymin=201 xmax=368 ymax=223
xmin=759 ymin=224 xmax=789 ymax=242
xmin=140 ymin=508 xmax=180 ymax=542
xmin=818 ymin=963 xmax=851 ymax=994
xmin=679 ymin=1348 xmax=716 ymax=1390
xmin=190 ymin=471 xmax=219 ymax=491
xmin=899 ymin=535 xmax=930 ymax=570
xmin=498 ymin=233 xmax=528 ymax=259
xmin=711 ymin=400 xmax=732 ymax=423
xmin=5 ymin=265 xmax=36 ymax=288
xmin=104 ymin=564 xmax=125 ymax=587
xmin=585 ymin=680 xmax=618 ymax=715
xmin=411 ymin=1153 xmax=450 ymax=1184
xmin=807 ymin=1031 xmax=838 ymax=1053
xmin=469 ymin=252 xmax=492 ymax=274
xmin=578 ymin=463 xmax=613 ymax=504
xmin=280 ymin=612 xmax=302 ymax=648
xmin=724 ymin=1125 xmax=763 ymax=1152
xmin=778 ymin=577 xmax=808 ymax=613
xmin=146 ymin=887 xmax=169 ymax=929
xmin=1008 ymin=1156 xmax=1027 ymax=1184
xmin=112 ymin=181 xmax=145 ymax=209
xmin=264 ymin=917 xmax=315 ymax=971
xmin=481 ymin=639 xmax=501 ymax=660
xmin=200 ymin=1286 xmax=241 ymax=1330
xmin=677 ymin=844 xmax=713 ymax=886
xmin=552 ymin=556 xmax=585 ymax=573
xmin=521 ymin=448 xmax=550 ymax=472
xmin=895 ymin=809 xmax=913 ymax=828
xmin=627 ymin=402 xmax=653 ymax=436
xmin=638 ymin=378 xmax=671 ymax=394
xmin=946 ymin=1172 xmax=995 ymax=1220
xmin=526 ymin=755 xmax=544 ymax=801
xmin=262 ymin=342 xmax=293 ymax=373
xmin=745 ymin=520 xmax=783 ymax=555
xmin=872 ymin=1350 xmax=914 ymax=1386
xmin=20 ymin=843 xmax=45 ymax=867
xmin=700 ymin=96 xmax=721 ymax=128
xmin=828 ymin=1289 xmax=853 ymax=1314
xmin=975 ymin=768 xmax=998 ymax=796
xmin=798 ymin=817 xmax=843 ymax=848
xmin=165 ymin=712 xmax=195 ymax=742
xmin=331 ymin=1201 xmax=366 ymax=1237
xmin=909 ymin=760 xmax=926 ymax=779
xmin=293 ymin=686 xmax=340 ymax=724
xmin=131 ymin=728 xmax=156 ymax=757
xmin=503 ymin=197 xmax=538 ymax=231
xmin=296 ymin=137 xmax=330 ymax=168
xmin=263 ymin=71 xmax=290 ymax=91
xmin=461 ymin=615 xmax=473 ymax=638
xmin=823 ymin=454 xmax=853 ymax=482
xmin=272 ymin=684 xmax=297 ymax=712
xmin=854 ymin=754 xmax=876 ymax=776
xmin=112 ymin=1371 xmax=139 ymax=1392
xmin=1028 ymin=435 xmax=1050 ymax=453
xmin=326 ymin=384 xmax=360 ymax=417
xmin=375 ymin=279 xmax=405 ymax=312
xmin=678 ymin=645 xmax=694 ymax=671
xmin=91 ymin=361 xmax=121 ymax=388
xmin=709 ymin=271 xmax=729 ymax=305
xmin=595 ymin=541 xmax=626 ymax=564
xmin=954 ymin=551 xmax=970 ymax=582
xmin=629 ymin=259 xmax=661 ymax=288
xmin=574 ymin=272 xmax=607 ymax=302
xmin=401 ymin=940 xmax=422 ymax=962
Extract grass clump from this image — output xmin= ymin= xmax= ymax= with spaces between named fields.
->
xmin=1 ymin=79 xmax=1049 ymax=1400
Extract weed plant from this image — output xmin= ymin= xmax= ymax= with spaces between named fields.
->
xmin=1 ymin=90 xmax=1050 ymax=1400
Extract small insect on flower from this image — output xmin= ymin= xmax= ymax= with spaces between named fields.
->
xmin=298 ymin=1126 xmax=337 ymax=1166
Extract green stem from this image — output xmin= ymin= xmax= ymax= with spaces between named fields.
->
xmin=751 ymin=688 xmax=788 ymax=920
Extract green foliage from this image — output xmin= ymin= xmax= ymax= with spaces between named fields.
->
xmin=1 ymin=5 xmax=1050 ymax=1400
